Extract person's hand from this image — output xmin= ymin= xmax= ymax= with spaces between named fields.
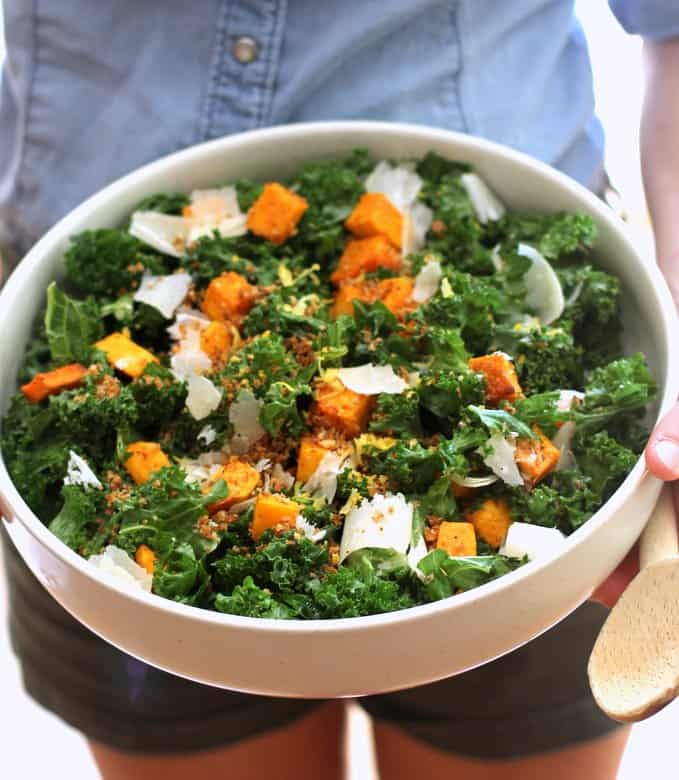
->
xmin=591 ymin=406 xmax=679 ymax=607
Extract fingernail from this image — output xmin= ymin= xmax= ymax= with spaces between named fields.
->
xmin=653 ymin=438 xmax=679 ymax=476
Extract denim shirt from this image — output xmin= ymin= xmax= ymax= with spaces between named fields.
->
xmin=1 ymin=0 xmax=677 ymax=262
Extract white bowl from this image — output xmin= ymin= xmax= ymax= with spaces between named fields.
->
xmin=1 ymin=122 xmax=677 ymax=697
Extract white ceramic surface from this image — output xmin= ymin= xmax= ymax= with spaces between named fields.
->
xmin=1 ymin=122 xmax=677 ymax=697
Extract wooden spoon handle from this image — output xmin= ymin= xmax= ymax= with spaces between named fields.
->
xmin=639 ymin=484 xmax=678 ymax=570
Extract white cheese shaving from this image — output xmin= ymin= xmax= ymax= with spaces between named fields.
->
xmin=403 ymin=201 xmax=433 ymax=254
xmin=412 ymin=259 xmax=442 ymax=303
xmin=339 ymin=493 xmax=413 ymax=562
xmin=450 ymin=473 xmax=499 ymax=488
xmin=518 ymin=243 xmax=565 ymax=325
xmin=229 ymin=391 xmax=265 ymax=454
xmin=180 ymin=451 xmax=228 ymax=483
xmin=460 ymin=172 xmax=506 ymax=223
xmin=500 ymin=522 xmax=565 ymax=561
xmin=168 ymin=307 xmax=212 ymax=379
xmin=338 ymin=364 xmax=407 ymax=396
xmin=272 ymin=463 xmax=295 ymax=490
xmin=491 ymin=244 xmax=504 ymax=272
xmin=88 ymin=546 xmax=153 ymax=592
xmin=480 ymin=433 xmax=524 ymax=487
xmin=295 ymin=515 xmax=327 ymax=543
xmin=197 ymin=424 xmax=217 ymax=446
xmin=553 ymin=421 xmax=578 ymax=471
xmin=303 ymin=451 xmax=348 ymax=503
xmin=129 ymin=212 xmax=189 ymax=258
xmin=133 ymin=272 xmax=192 ymax=319
xmin=186 ymin=375 xmax=222 ymax=420
xmin=407 ymin=534 xmax=429 ymax=570
xmin=556 ymin=389 xmax=585 ymax=412
xmin=63 ymin=451 xmax=103 ymax=490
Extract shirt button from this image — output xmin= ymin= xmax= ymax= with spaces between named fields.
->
xmin=232 ymin=36 xmax=259 ymax=64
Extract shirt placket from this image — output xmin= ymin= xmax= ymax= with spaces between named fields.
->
xmin=201 ymin=0 xmax=287 ymax=141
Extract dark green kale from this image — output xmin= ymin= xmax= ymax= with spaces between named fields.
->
xmin=335 ymin=468 xmax=372 ymax=504
xmin=486 ymin=212 xmax=597 ymax=263
xmin=418 ymin=370 xmax=485 ymax=422
xmin=214 ymin=576 xmax=296 ymax=619
xmin=513 ymin=391 xmax=572 ymax=435
xmin=130 ymin=364 xmax=187 ymax=432
xmin=313 ymin=316 xmax=356 ymax=368
xmin=417 ymin=549 xmax=525 ymax=600
xmin=242 ymin=290 xmax=327 ymax=339
xmin=44 ymin=283 xmax=103 ymax=363
xmin=234 ymin=179 xmax=264 ymax=211
xmin=64 ymin=229 xmax=169 ymax=297
xmin=130 ymin=192 xmax=190 ymax=215
xmin=368 ymin=440 xmax=443 ymax=493
xmin=349 ymin=301 xmax=416 ymax=367
xmin=512 ymin=325 xmax=584 ymax=394
xmin=369 ymin=390 xmax=423 ymax=437
xmin=466 ymin=405 xmax=536 ymax=440
xmin=415 ymin=151 xmax=471 ymax=182
xmin=574 ymin=430 xmax=638 ymax=501
xmin=48 ymin=484 xmax=107 ymax=553
xmin=260 ymin=379 xmax=312 ymax=439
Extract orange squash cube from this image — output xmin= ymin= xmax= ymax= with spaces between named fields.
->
xmin=247 ymin=182 xmax=308 ymax=245
xmin=135 ymin=544 xmax=157 ymax=575
xmin=21 ymin=363 xmax=88 ymax=404
xmin=296 ymin=435 xmax=336 ymax=483
xmin=466 ymin=499 xmax=512 ymax=550
xmin=95 ymin=332 xmax=158 ymax=379
xmin=200 ymin=320 xmax=234 ymax=363
xmin=330 ymin=235 xmax=402 ymax=285
xmin=251 ymin=493 xmax=300 ymax=540
xmin=331 ymin=276 xmax=414 ymax=319
xmin=437 ymin=521 xmax=478 ymax=557
xmin=124 ymin=442 xmax=170 ymax=485
xmin=312 ymin=374 xmax=374 ymax=438
xmin=345 ymin=193 xmax=403 ymax=249
xmin=468 ymin=353 xmax=523 ymax=404
xmin=207 ymin=458 xmax=262 ymax=512
xmin=201 ymin=272 xmax=257 ymax=325
xmin=515 ymin=425 xmax=561 ymax=485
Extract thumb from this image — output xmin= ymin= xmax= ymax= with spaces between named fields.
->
xmin=646 ymin=402 xmax=679 ymax=480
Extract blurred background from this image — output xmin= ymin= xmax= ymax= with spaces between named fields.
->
xmin=0 ymin=2 xmax=673 ymax=778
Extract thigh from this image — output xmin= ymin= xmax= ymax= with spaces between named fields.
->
xmin=1 ymin=527 xmax=324 ymax=755
xmin=373 ymin=720 xmax=629 ymax=780
xmin=89 ymin=701 xmax=345 ymax=780
xmin=360 ymin=603 xmax=621 ymax=760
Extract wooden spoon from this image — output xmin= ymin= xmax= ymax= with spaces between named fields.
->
xmin=588 ymin=484 xmax=679 ymax=722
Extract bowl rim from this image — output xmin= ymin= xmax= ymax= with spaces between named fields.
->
xmin=1 ymin=119 xmax=677 ymax=634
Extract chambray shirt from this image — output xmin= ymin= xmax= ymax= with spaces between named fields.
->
xmin=1 ymin=0 xmax=678 ymax=264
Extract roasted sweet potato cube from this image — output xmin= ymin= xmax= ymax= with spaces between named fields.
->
xmin=135 ymin=544 xmax=157 ymax=575
xmin=330 ymin=236 xmax=402 ymax=285
xmin=95 ymin=332 xmax=158 ymax=379
xmin=437 ymin=521 xmax=477 ymax=557
xmin=251 ymin=493 xmax=300 ymax=540
xmin=466 ymin=499 xmax=512 ymax=550
xmin=312 ymin=374 xmax=374 ymax=438
xmin=468 ymin=353 xmax=523 ymax=404
xmin=200 ymin=320 xmax=234 ymax=363
xmin=208 ymin=458 xmax=262 ymax=512
xmin=345 ymin=193 xmax=403 ymax=249
xmin=21 ymin=363 xmax=88 ymax=404
xmin=296 ymin=435 xmax=333 ymax=483
xmin=125 ymin=442 xmax=170 ymax=485
xmin=201 ymin=272 xmax=257 ymax=325
xmin=515 ymin=425 xmax=561 ymax=485
xmin=330 ymin=276 xmax=414 ymax=319
xmin=247 ymin=182 xmax=309 ymax=245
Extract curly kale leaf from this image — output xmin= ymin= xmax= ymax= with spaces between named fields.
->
xmin=418 ymin=549 xmax=525 ymax=600
xmin=350 ymin=301 xmax=417 ymax=368
xmin=466 ymin=405 xmax=536 ymax=440
xmin=418 ymin=370 xmax=485 ymax=422
xmin=131 ymin=364 xmax=188 ymax=432
xmin=369 ymin=390 xmax=423 ymax=437
xmin=48 ymin=484 xmax=107 ymax=553
xmin=512 ymin=325 xmax=584 ymax=394
xmin=313 ymin=316 xmax=356 ymax=368
xmin=242 ymin=291 xmax=327 ymax=339
xmin=44 ymin=283 xmax=103 ymax=363
xmin=129 ymin=191 xmax=189 ymax=216
xmin=64 ymin=229 xmax=169 ymax=297
xmin=214 ymin=576 xmax=296 ymax=619
xmin=259 ymin=380 xmax=311 ymax=438
xmin=574 ymin=430 xmax=638 ymax=501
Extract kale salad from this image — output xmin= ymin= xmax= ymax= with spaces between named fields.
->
xmin=1 ymin=150 xmax=656 ymax=619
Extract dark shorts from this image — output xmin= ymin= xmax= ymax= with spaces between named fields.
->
xmin=1 ymin=527 xmax=619 ymax=760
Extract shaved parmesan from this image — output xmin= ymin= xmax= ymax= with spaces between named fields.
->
xmin=480 ymin=433 xmax=524 ymax=487
xmin=500 ymin=522 xmax=565 ymax=561
xmin=491 ymin=244 xmax=504 ymax=272
xmin=451 ymin=473 xmax=499 ymax=489
xmin=460 ymin=173 xmax=506 ymax=223
xmin=197 ymin=425 xmax=217 ymax=446
xmin=229 ymin=391 xmax=265 ymax=454
xmin=134 ymin=272 xmax=192 ymax=319
xmin=338 ymin=364 xmax=407 ymax=396
xmin=180 ymin=451 xmax=228 ymax=483
xmin=412 ymin=259 xmax=442 ymax=303
xmin=556 ymin=389 xmax=585 ymax=412
xmin=88 ymin=546 xmax=153 ymax=592
xmin=303 ymin=451 xmax=349 ymax=503
xmin=130 ymin=212 xmax=189 ymax=258
xmin=553 ymin=421 xmax=577 ymax=471
xmin=272 ymin=463 xmax=296 ymax=490
xmin=339 ymin=493 xmax=413 ymax=562
xmin=403 ymin=201 xmax=433 ymax=254
xmin=295 ymin=515 xmax=327 ymax=543
xmin=518 ymin=243 xmax=565 ymax=325
xmin=168 ymin=307 xmax=212 ymax=379
xmin=64 ymin=451 xmax=102 ymax=490
xmin=186 ymin=375 xmax=222 ymax=420
xmin=407 ymin=534 xmax=429 ymax=570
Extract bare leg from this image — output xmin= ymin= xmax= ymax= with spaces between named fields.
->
xmin=89 ymin=701 xmax=345 ymax=780
xmin=373 ymin=719 xmax=629 ymax=780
